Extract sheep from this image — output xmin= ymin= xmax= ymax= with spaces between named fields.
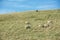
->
xmin=47 ymin=20 xmax=52 ymax=24
xmin=25 ymin=21 xmax=31 ymax=29
xmin=42 ymin=20 xmax=53 ymax=28
xmin=25 ymin=24 xmax=31 ymax=29
xmin=38 ymin=24 xmax=41 ymax=27
xmin=42 ymin=23 xmax=49 ymax=28
xmin=25 ymin=21 xmax=30 ymax=24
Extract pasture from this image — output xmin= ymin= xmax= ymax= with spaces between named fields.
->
xmin=0 ymin=9 xmax=60 ymax=40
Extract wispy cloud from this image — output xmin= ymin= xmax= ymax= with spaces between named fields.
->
xmin=0 ymin=9 xmax=15 ymax=14
xmin=0 ymin=0 xmax=59 ymax=14
xmin=36 ymin=4 xmax=58 ymax=10
xmin=9 ymin=0 xmax=27 ymax=1
xmin=3 ymin=4 xmax=32 ymax=8
xmin=2 ymin=0 xmax=27 ymax=2
xmin=2 ymin=1 xmax=32 ymax=9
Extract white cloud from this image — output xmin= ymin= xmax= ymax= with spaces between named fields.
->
xmin=2 ymin=1 xmax=32 ymax=8
xmin=17 ymin=4 xmax=32 ymax=8
xmin=2 ymin=0 xmax=32 ymax=8
xmin=3 ymin=4 xmax=32 ymax=8
xmin=0 ymin=9 xmax=15 ymax=14
xmin=46 ymin=0 xmax=57 ymax=3
xmin=36 ymin=4 xmax=58 ymax=9
xmin=7 ymin=0 xmax=27 ymax=2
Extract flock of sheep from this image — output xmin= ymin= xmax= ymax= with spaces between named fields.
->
xmin=25 ymin=20 xmax=53 ymax=29
xmin=25 ymin=10 xmax=53 ymax=29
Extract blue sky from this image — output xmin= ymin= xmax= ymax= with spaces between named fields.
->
xmin=0 ymin=0 xmax=60 ymax=14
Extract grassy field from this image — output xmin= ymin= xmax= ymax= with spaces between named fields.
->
xmin=0 ymin=9 xmax=60 ymax=40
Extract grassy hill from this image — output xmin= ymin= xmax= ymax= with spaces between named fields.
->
xmin=0 ymin=9 xmax=60 ymax=40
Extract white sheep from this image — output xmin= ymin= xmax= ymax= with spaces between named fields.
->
xmin=47 ymin=20 xmax=52 ymax=24
xmin=43 ymin=23 xmax=49 ymax=28
xmin=25 ymin=21 xmax=31 ymax=29
xmin=25 ymin=21 xmax=30 ymax=24
xmin=42 ymin=20 xmax=53 ymax=28
xmin=38 ymin=25 xmax=41 ymax=27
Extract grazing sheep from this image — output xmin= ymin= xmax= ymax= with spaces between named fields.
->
xmin=25 ymin=24 xmax=31 ymax=29
xmin=42 ymin=23 xmax=49 ymax=28
xmin=38 ymin=25 xmax=41 ymax=27
xmin=25 ymin=21 xmax=31 ymax=29
xmin=47 ymin=20 xmax=52 ymax=24
xmin=42 ymin=20 xmax=53 ymax=28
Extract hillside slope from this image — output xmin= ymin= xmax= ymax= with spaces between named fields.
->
xmin=0 ymin=9 xmax=60 ymax=40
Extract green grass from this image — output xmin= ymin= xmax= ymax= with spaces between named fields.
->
xmin=0 ymin=9 xmax=60 ymax=40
